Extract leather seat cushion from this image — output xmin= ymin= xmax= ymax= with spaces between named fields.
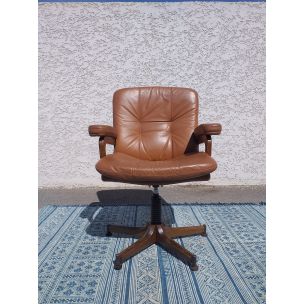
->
xmin=96 ymin=152 xmax=217 ymax=183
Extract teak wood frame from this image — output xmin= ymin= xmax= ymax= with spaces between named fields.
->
xmin=106 ymin=186 xmax=207 ymax=271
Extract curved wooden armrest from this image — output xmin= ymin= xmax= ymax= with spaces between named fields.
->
xmin=88 ymin=125 xmax=116 ymax=158
xmin=194 ymin=123 xmax=222 ymax=137
xmin=88 ymin=125 xmax=117 ymax=139
xmin=193 ymin=123 xmax=222 ymax=156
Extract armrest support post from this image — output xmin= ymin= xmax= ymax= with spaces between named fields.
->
xmin=205 ymin=135 xmax=212 ymax=156
xmin=196 ymin=135 xmax=212 ymax=156
xmin=193 ymin=123 xmax=221 ymax=156
xmin=89 ymin=125 xmax=116 ymax=159
xmin=99 ymin=137 xmax=106 ymax=159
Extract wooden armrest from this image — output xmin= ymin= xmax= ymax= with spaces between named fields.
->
xmin=193 ymin=123 xmax=222 ymax=156
xmin=89 ymin=125 xmax=116 ymax=159
xmin=88 ymin=125 xmax=117 ymax=139
xmin=194 ymin=123 xmax=222 ymax=137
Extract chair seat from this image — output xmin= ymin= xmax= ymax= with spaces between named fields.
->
xmin=96 ymin=152 xmax=217 ymax=184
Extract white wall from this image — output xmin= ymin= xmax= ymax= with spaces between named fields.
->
xmin=38 ymin=2 xmax=265 ymax=188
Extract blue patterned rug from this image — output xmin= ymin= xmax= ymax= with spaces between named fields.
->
xmin=39 ymin=203 xmax=266 ymax=304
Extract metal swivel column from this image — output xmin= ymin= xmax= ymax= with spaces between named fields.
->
xmin=151 ymin=185 xmax=161 ymax=225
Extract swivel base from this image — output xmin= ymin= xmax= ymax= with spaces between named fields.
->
xmin=106 ymin=223 xmax=207 ymax=271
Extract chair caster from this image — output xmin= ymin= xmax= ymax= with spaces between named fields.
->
xmin=114 ymin=263 xmax=122 ymax=270
xmin=106 ymin=225 xmax=112 ymax=236
xmin=114 ymin=258 xmax=122 ymax=270
xmin=201 ymin=224 xmax=207 ymax=237
xmin=189 ymin=264 xmax=199 ymax=271
xmin=189 ymin=255 xmax=198 ymax=271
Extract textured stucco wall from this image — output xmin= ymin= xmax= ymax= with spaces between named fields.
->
xmin=38 ymin=2 xmax=265 ymax=188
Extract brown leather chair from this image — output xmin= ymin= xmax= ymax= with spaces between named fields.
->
xmin=89 ymin=87 xmax=221 ymax=271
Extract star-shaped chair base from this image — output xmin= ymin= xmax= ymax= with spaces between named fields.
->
xmin=106 ymin=216 xmax=206 ymax=271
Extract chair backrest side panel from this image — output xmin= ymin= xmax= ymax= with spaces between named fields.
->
xmin=113 ymin=87 xmax=198 ymax=161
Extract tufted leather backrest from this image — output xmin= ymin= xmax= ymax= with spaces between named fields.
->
xmin=113 ymin=87 xmax=199 ymax=161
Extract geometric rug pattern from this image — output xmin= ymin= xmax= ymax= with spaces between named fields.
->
xmin=39 ymin=203 xmax=266 ymax=304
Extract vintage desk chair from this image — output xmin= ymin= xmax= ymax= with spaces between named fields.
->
xmin=89 ymin=87 xmax=221 ymax=271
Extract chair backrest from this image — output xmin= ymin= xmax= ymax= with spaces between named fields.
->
xmin=113 ymin=87 xmax=199 ymax=161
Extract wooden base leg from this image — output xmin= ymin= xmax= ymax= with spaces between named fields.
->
xmin=106 ymin=224 xmax=146 ymax=238
xmin=107 ymin=223 xmax=205 ymax=271
xmin=164 ymin=224 xmax=207 ymax=238
xmin=106 ymin=223 xmax=205 ymax=271
xmin=157 ymin=226 xmax=198 ymax=271
xmin=113 ymin=226 xmax=155 ymax=270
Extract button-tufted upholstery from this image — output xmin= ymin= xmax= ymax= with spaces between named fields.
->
xmin=113 ymin=87 xmax=198 ymax=161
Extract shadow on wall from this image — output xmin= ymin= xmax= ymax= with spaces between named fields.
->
xmin=80 ymin=189 xmax=176 ymax=238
